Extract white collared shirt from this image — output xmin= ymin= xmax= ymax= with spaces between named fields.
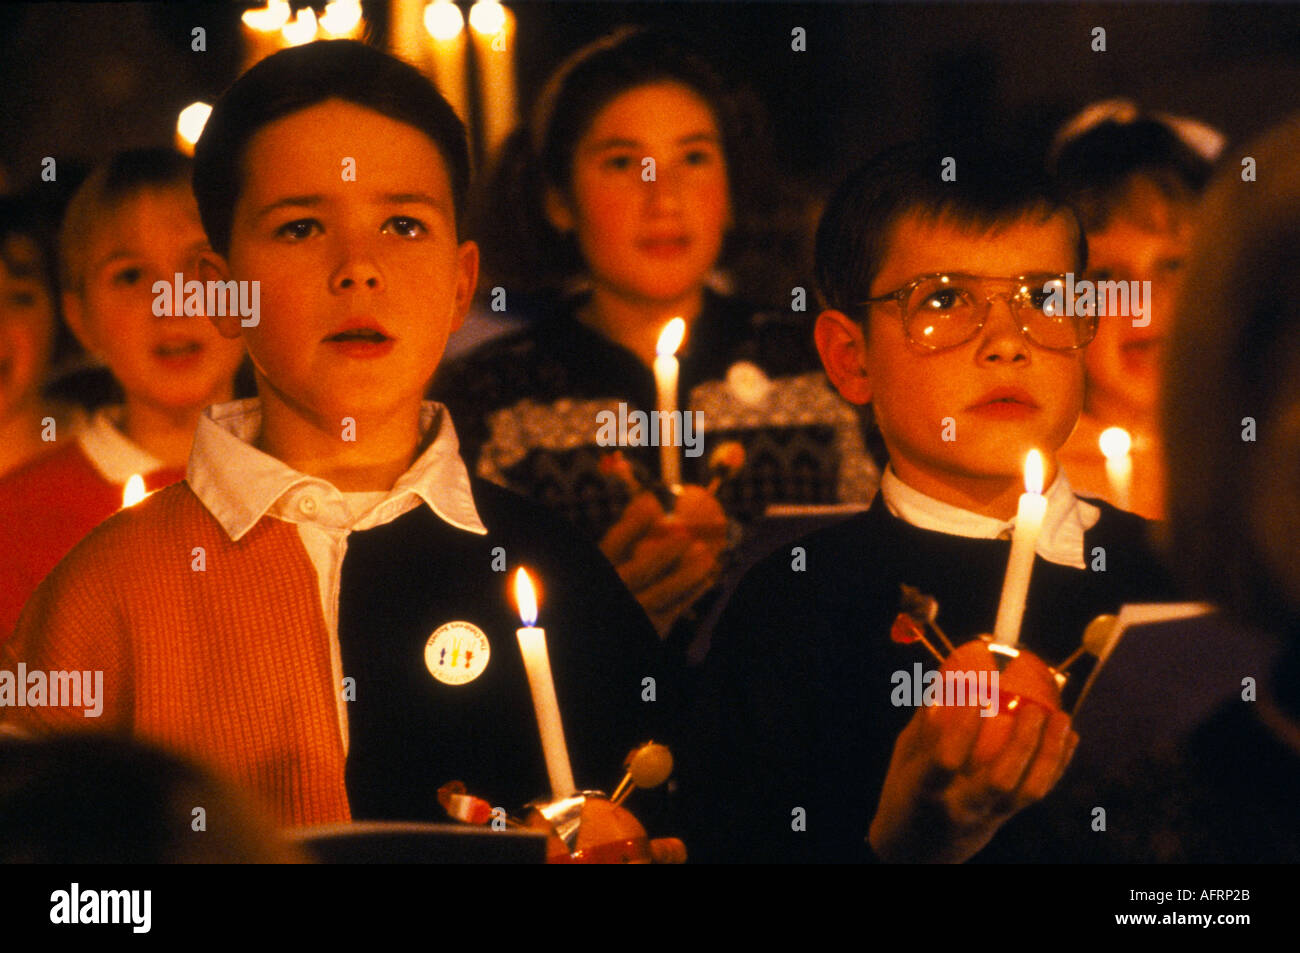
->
xmin=77 ymin=406 xmax=165 ymax=483
xmin=187 ymin=398 xmax=488 ymax=753
xmin=879 ymin=464 xmax=1101 ymax=569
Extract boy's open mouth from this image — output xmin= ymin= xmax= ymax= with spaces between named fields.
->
xmin=154 ymin=339 xmax=203 ymax=358
xmin=324 ymin=323 xmax=392 ymax=343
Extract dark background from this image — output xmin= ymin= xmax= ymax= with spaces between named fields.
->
xmin=3 ymin=1 xmax=1299 ymax=196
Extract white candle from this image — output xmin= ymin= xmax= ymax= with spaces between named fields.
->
xmin=319 ymin=0 xmax=365 ymax=39
xmin=1099 ymin=426 xmax=1133 ymax=511
xmin=389 ymin=0 xmax=428 ymax=68
xmin=992 ymin=450 xmax=1047 ymax=647
xmin=468 ymin=1 xmax=518 ymax=160
xmin=513 ymin=568 xmax=576 ymax=798
xmin=240 ymin=0 xmax=291 ymax=72
xmin=280 ymin=6 xmax=319 ymax=46
xmin=424 ymin=1 xmax=471 ymax=122
xmin=653 ymin=318 xmax=686 ymax=489
xmin=121 ymin=474 xmax=146 ymax=509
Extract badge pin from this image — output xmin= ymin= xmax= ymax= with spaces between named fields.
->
xmin=425 ymin=621 xmax=491 ymax=685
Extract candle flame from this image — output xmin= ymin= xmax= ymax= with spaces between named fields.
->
xmin=281 ymin=7 xmax=318 ymax=46
xmin=514 ymin=567 xmax=538 ymax=627
xmin=468 ymin=0 xmax=507 ymax=36
xmin=1024 ymin=449 xmax=1044 ymax=496
xmin=242 ymin=0 xmax=291 ymax=33
xmin=656 ymin=317 xmax=686 ymax=358
xmin=122 ymin=475 xmax=147 ymax=508
xmin=319 ymin=0 xmax=363 ymax=37
xmin=176 ymin=102 xmax=212 ymax=154
xmin=1098 ymin=426 xmax=1132 ymax=461
xmin=424 ymin=0 xmax=465 ymax=40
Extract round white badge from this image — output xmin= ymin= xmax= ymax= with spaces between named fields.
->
xmin=424 ymin=621 xmax=491 ymax=685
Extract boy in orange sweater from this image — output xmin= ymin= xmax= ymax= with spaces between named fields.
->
xmin=1 ymin=41 xmax=665 ymax=829
xmin=0 ymin=149 xmax=246 ymax=638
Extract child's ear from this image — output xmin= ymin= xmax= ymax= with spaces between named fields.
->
xmin=451 ymin=239 xmax=480 ymax=334
xmin=544 ymin=186 xmax=575 ymax=233
xmin=198 ymin=250 xmax=243 ymax=340
xmin=61 ymin=290 xmax=98 ymax=357
xmin=814 ymin=309 xmax=873 ymax=405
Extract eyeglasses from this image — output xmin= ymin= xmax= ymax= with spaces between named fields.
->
xmin=856 ymin=273 xmax=1098 ymax=352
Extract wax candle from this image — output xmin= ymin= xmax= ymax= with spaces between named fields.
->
xmin=514 ymin=568 xmax=576 ymax=798
xmin=992 ymin=450 xmax=1047 ymax=647
xmin=240 ymin=0 xmax=290 ymax=72
xmin=425 ymin=1 xmax=471 ymax=122
xmin=389 ymin=0 xmax=428 ymax=68
xmin=280 ymin=6 xmax=319 ymax=46
xmin=319 ymin=0 xmax=364 ymax=39
xmin=469 ymin=1 xmax=518 ymax=159
xmin=121 ymin=474 xmax=146 ymax=509
xmin=1099 ymin=426 xmax=1133 ymax=511
xmin=174 ymin=102 xmax=212 ymax=158
xmin=653 ymin=318 xmax=685 ymax=489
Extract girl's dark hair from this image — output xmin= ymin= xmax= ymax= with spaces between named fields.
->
xmin=1164 ymin=113 xmax=1300 ymax=635
xmin=469 ymin=27 xmax=796 ymax=306
xmin=194 ymin=39 xmax=470 ymax=255
xmin=0 ymin=187 xmax=80 ymax=370
xmin=1050 ymin=106 xmax=1220 ymax=232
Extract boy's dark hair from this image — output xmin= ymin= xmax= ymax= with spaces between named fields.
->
xmin=469 ymin=26 xmax=796 ymax=305
xmin=1050 ymin=107 xmax=1219 ymax=232
xmin=193 ymin=39 xmax=470 ymax=255
xmin=814 ymin=141 xmax=1088 ymax=320
xmin=58 ymin=148 xmax=193 ymax=293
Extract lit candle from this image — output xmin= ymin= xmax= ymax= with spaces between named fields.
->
xmin=240 ymin=0 xmax=291 ymax=72
xmin=121 ymin=474 xmax=146 ymax=509
xmin=469 ymin=1 xmax=518 ymax=159
xmin=653 ymin=318 xmax=686 ymax=489
xmin=424 ymin=1 xmax=471 ymax=122
xmin=174 ymin=102 xmax=212 ymax=157
xmin=319 ymin=0 xmax=364 ymax=39
xmin=1099 ymin=426 xmax=1133 ymax=511
xmin=280 ymin=6 xmax=319 ymax=46
xmin=513 ymin=568 xmax=576 ymax=798
xmin=389 ymin=0 xmax=428 ymax=68
xmin=992 ymin=450 xmax=1047 ymax=647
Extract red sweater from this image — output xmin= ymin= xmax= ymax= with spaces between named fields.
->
xmin=1 ymin=482 xmax=351 ymax=826
xmin=0 ymin=442 xmax=184 ymax=640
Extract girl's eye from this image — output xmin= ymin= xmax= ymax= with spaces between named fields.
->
xmin=600 ymin=154 xmax=636 ymax=172
xmin=4 ymin=290 xmax=37 ymax=308
xmin=112 ymin=267 xmax=143 ymax=287
xmin=1159 ymin=257 xmax=1185 ymax=275
xmin=684 ymin=148 xmax=718 ymax=166
xmin=383 ymin=216 xmax=427 ymax=238
xmin=276 ymin=219 xmax=321 ymax=241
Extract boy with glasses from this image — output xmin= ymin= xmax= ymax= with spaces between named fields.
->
xmin=686 ymin=143 xmax=1177 ymax=863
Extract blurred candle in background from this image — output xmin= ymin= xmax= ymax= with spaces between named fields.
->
xmin=175 ymin=102 xmax=212 ymax=157
xmin=319 ymin=0 xmax=365 ymax=39
xmin=241 ymin=0 xmax=291 ymax=71
xmin=469 ymin=1 xmax=517 ymax=160
xmin=425 ymin=1 xmax=470 ymax=122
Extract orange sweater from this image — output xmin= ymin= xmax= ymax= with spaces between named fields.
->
xmin=1 ymin=482 xmax=351 ymax=826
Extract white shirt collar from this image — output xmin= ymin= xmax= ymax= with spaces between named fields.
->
xmin=880 ymin=464 xmax=1101 ymax=569
xmin=187 ymin=398 xmax=488 ymax=542
xmin=76 ymin=406 xmax=167 ymax=483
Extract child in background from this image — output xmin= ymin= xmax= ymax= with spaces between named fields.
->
xmin=433 ymin=28 xmax=876 ymax=645
xmin=0 ymin=149 xmax=246 ymax=639
xmin=1051 ymin=100 xmax=1223 ymax=520
xmin=687 ymin=143 xmax=1179 ymax=863
xmin=0 ymin=190 xmax=84 ymax=479
xmin=1 ymin=40 xmax=666 ymax=829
